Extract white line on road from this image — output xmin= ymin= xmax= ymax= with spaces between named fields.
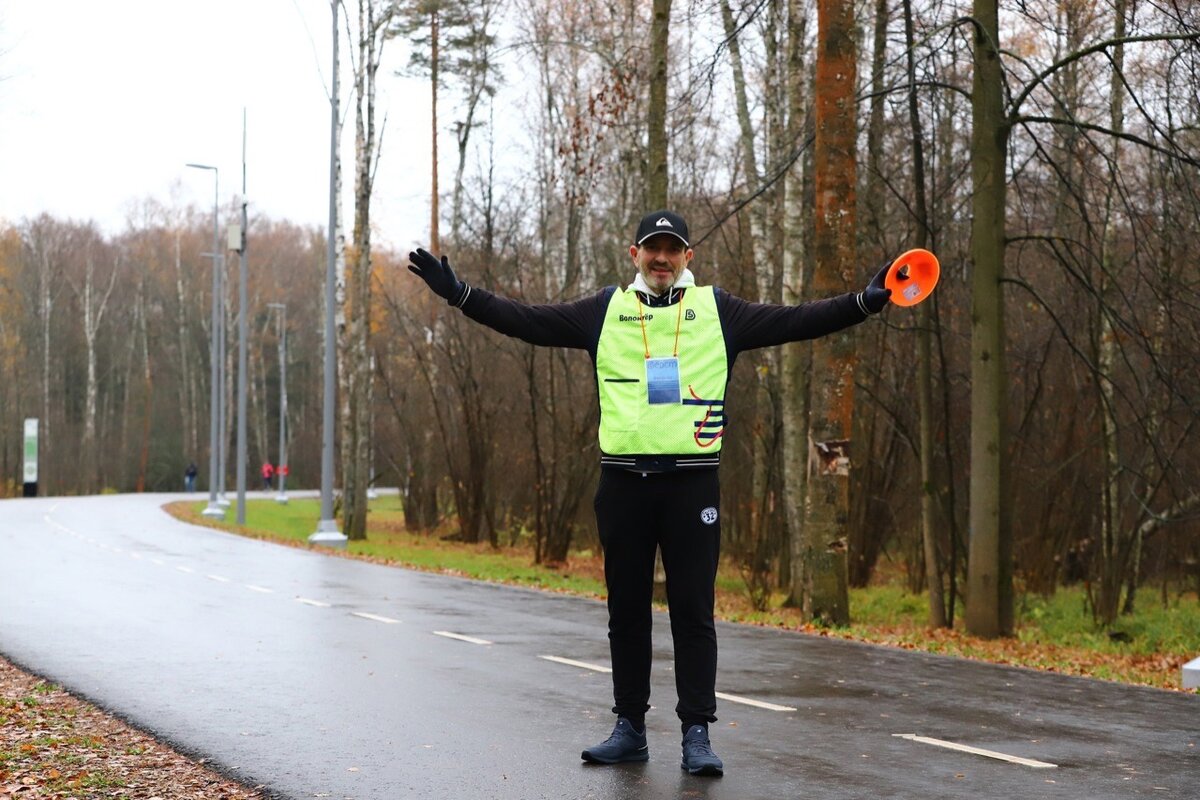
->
xmin=206 ymin=574 xmax=231 ymax=583
xmin=43 ymin=516 xmax=71 ymax=534
xmin=129 ymin=552 xmax=142 ymax=560
xmin=714 ymin=691 xmax=797 ymax=712
xmin=539 ymin=655 xmax=612 ymax=673
xmin=295 ymin=597 xmax=330 ymax=608
xmin=892 ymin=733 xmax=1058 ymax=768
xmin=350 ymin=611 xmax=400 ymax=624
xmin=150 ymin=559 xmax=164 ymax=566
xmin=432 ymin=631 xmax=492 ymax=645
xmin=176 ymin=566 xmax=195 ymax=574
xmin=244 ymin=584 xmax=273 ymax=594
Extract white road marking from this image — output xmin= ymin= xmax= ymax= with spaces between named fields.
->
xmin=539 ymin=655 xmax=612 ymax=673
xmin=176 ymin=566 xmax=195 ymax=574
xmin=244 ymin=584 xmax=273 ymax=594
xmin=150 ymin=559 xmax=165 ymax=566
xmin=206 ymin=574 xmax=231 ymax=583
xmin=350 ymin=611 xmax=400 ymax=624
xmin=892 ymin=734 xmax=1058 ymax=768
xmin=43 ymin=516 xmax=70 ymax=534
xmin=432 ymin=631 xmax=492 ymax=645
xmin=295 ymin=597 xmax=330 ymax=608
xmin=129 ymin=552 xmax=142 ymax=560
xmin=714 ymin=691 xmax=797 ymax=712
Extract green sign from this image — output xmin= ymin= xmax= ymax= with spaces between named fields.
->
xmin=23 ymin=418 xmax=38 ymax=483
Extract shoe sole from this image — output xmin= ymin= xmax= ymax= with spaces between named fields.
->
xmin=681 ymin=762 xmax=723 ymax=776
xmin=581 ymin=748 xmax=649 ymax=765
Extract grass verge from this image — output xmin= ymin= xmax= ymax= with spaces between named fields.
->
xmin=165 ymin=497 xmax=1199 ymax=693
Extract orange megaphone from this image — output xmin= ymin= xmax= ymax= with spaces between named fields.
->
xmin=885 ymin=248 xmax=940 ymax=307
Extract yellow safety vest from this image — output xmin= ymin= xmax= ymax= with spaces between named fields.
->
xmin=596 ymin=286 xmax=728 ymax=455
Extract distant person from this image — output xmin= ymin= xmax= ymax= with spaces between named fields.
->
xmin=407 ymin=210 xmax=897 ymax=776
xmin=184 ymin=462 xmax=198 ymax=493
xmin=260 ymin=461 xmax=274 ymax=491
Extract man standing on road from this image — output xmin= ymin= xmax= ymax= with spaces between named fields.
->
xmin=407 ymin=210 xmax=893 ymax=776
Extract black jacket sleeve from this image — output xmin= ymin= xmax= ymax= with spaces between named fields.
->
xmin=456 ymin=284 xmax=613 ymax=352
xmin=715 ymin=288 xmax=869 ymax=356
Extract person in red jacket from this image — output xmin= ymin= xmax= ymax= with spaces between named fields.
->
xmin=260 ymin=461 xmax=274 ymax=491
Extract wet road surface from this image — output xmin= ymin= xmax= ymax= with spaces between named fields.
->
xmin=0 ymin=494 xmax=1196 ymax=799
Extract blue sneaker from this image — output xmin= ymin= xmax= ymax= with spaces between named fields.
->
xmin=581 ymin=717 xmax=649 ymax=764
xmin=680 ymin=725 xmax=723 ymax=776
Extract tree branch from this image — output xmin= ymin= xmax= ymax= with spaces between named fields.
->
xmin=1010 ymin=31 xmax=1200 ymax=117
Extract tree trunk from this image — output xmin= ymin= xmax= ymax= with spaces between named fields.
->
xmin=39 ymin=239 xmax=53 ymax=493
xmin=342 ymin=0 xmax=392 ymax=540
xmin=137 ymin=268 xmax=153 ymax=492
xmin=902 ymin=0 xmax=946 ymax=628
xmin=77 ymin=251 xmax=119 ymax=493
xmin=783 ymin=0 xmax=811 ymax=608
xmin=863 ymin=0 xmax=888 ymax=242
xmin=803 ymin=0 xmax=857 ymax=625
xmin=721 ymin=0 xmax=779 ymax=603
xmin=430 ymin=7 xmax=441 ymax=253
xmin=174 ymin=235 xmax=198 ymax=463
xmin=646 ymin=0 xmax=671 ymax=207
xmin=965 ymin=0 xmax=1012 ymax=638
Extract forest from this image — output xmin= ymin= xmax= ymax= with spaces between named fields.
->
xmin=1 ymin=0 xmax=1197 ymax=636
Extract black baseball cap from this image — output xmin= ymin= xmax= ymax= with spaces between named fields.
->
xmin=634 ymin=210 xmax=690 ymax=247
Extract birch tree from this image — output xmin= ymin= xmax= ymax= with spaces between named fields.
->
xmin=341 ymin=0 xmax=396 ymax=539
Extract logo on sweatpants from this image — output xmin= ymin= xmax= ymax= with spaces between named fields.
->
xmin=700 ymin=506 xmax=718 ymax=525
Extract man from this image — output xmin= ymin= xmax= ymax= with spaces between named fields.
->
xmin=407 ymin=210 xmax=892 ymax=776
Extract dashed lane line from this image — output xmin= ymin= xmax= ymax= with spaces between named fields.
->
xmin=892 ymin=733 xmax=1058 ymax=768
xmin=176 ymin=566 xmax=195 ymax=574
xmin=350 ymin=611 xmax=400 ymax=624
xmin=432 ymin=631 xmax=492 ymax=645
xmin=295 ymin=597 xmax=331 ymax=608
xmin=244 ymin=584 xmax=274 ymax=594
xmin=714 ymin=691 xmax=797 ymax=712
xmin=206 ymin=574 xmax=231 ymax=583
xmin=539 ymin=655 xmax=612 ymax=673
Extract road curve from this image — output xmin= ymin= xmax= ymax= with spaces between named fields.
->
xmin=0 ymin=494 xmax=1196 ymax=799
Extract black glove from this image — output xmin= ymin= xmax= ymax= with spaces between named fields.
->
xmin=856 ymin=260 xmax=893 ymax=315
xmin=408 ymin=248 xmax=467 ymax=306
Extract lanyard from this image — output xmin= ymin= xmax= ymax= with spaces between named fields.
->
xmin=634 ymin=289 xmax=685 ymax=359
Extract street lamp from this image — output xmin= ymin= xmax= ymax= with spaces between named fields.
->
xmin=232 ymin=111 xmax=250 ymax=526
xmin=267 ymin=303 xmax=289 ymax=505
xmin=186 ymin=162 xmax=225 ymax=520
xmin=310 ymin=0 xmax=347 ymax=547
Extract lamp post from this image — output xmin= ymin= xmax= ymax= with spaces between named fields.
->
xmin=267 ymin=303 xmax=288 ymax=504
xmin=232 ymin=111 xmax=249 ymax=526
xmin=310 ymin=0 xmax=346 ymax=547
xmin=186 ymin=162 xmax=225 ymax=520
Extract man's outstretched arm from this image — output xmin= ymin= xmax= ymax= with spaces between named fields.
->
xmin=408 ymin=247 xmax=610 ymax=351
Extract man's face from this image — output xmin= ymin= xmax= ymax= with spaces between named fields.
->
xmin=630 ymin=234 xmax=693 ymax=294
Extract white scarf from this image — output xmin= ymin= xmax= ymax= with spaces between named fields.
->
xmin=628 ymin=267 xmax=696 ymax=296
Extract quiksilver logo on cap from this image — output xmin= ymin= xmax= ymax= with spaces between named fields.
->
xmin=656 ymin=217 xmax=673 ymax=227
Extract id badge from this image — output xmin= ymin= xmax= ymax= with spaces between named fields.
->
xmin=645 ymin=357 xmax=681 ymax=405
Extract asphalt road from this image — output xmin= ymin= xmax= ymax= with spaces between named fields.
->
xmin=0 ymin=494 xmax=1196 ymax=799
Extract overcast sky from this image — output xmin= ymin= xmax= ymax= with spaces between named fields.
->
xmin=0 ymin=0 xmax=439 ymax=250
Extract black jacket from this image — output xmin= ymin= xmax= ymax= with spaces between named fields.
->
xmin=452 ymin=281 xmax=869 ymax=469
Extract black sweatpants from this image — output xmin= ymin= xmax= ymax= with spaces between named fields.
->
xmin=593 ymin=467 xmax=721 ymax=727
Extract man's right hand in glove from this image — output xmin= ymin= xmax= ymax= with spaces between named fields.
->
xmin=408 ymin=248 xmax=468 ymax=306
